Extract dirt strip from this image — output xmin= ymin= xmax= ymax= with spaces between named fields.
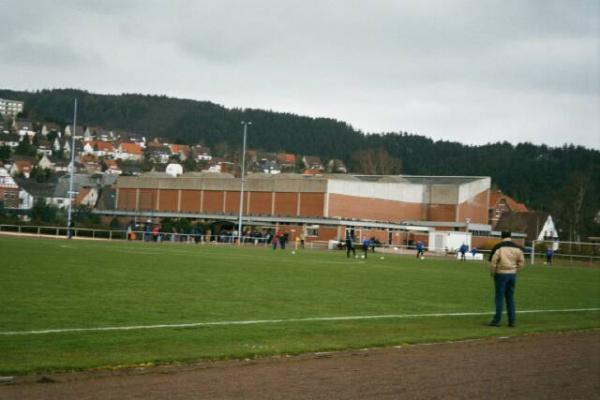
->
xmin=1 ymin=330 xmax=599 ymax=400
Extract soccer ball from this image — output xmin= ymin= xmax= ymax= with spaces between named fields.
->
xmin=380 ymin=256 xmax=385 ymax=260
xmin=291 ymin=251 xmax=296 ymax=255
xmin=393 ymin=246 xmax=398 ymax=251
xmin=420 ymin=256 xmax=425 ymax=260
xmin=361 ymin=255 xmax=365 ymax=259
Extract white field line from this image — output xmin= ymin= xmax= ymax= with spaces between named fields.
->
xmin=1 ymin=308 xmax=599 ymax=336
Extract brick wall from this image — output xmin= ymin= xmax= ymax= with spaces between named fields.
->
xmin=224 ymin=191 xmax=241 ymax=214
xmin=180 ymin=190 xmax=201 ymax=213
xmin=203 ymin=191 xmax=224 ymax=213
xmin=117 ymin=188 xmax=137 ymax=210
xmin=274 ymin=192 xmax=298 ymax=217
xmin=248 ymin=192 xmax=273 ymax=215
xmin=299 ymin=192 xmax=325 ymax=217
xmin=138 ymin=189 xmax=158 ymax=211
xmin=159 ymin=189 xmax=179 ymax=212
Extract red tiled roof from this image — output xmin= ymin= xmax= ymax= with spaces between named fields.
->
xmin=93 ymin=141 xmax=115 ymax=152
xmin=120 ymin=143 xmax=143 ymax=155
xmin=277 ymin=153 xmax=296 ymax=164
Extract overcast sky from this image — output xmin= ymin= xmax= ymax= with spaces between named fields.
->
xmin=1 ymin=0 xmax=598 ymax=149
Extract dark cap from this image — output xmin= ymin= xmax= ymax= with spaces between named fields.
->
xmin=501 ymin=231 xmax=512 ymax=239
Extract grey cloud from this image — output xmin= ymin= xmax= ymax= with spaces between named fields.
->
xmin=0 ymin=0 xmax=597 ymax=148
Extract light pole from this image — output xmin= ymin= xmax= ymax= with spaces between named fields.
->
xmin=237 ymin=121 xmax=251 ymax=244
xmin=66 ymin=99 xmax=78 ymax=239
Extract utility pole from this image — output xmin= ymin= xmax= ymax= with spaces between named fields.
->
xmin=66 ymin=99 xmax=77 ymax=239
xmin=237 ymin=121 xmax=251 ymax=244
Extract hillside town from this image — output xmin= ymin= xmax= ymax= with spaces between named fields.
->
xmin=0 ymin=98 xmax=343 ymax=211
xmin=0 ymin=98 xmax=562 ymax=248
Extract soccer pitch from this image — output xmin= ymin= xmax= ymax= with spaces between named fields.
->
xmin=1 ymin=236 xmax=599 ymax=374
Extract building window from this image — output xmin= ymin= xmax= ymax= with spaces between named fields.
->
xmin=306 ymin=225 xmax=319 ymax=237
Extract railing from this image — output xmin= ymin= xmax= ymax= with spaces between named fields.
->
xmin=0 ymin=224 xmax=127 ymax=240
xmin=1 ymin=224 xmax=598 ymax=264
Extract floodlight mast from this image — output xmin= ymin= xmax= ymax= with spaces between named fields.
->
xmin=237 ymin=121 xmax=251 ymax=244
xmin=66 ymin=99 xmax=77 ymax=239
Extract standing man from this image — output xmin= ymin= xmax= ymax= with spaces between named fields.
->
xmin=459 ymin=243 xmax=469 ymax=261
xmin=488 ymin=231 xmax=525 ymax=327
xmin=345 ymin=231 xmax=356 ymax=258
xmin=545 ymin=247 xmax=554 ymax=265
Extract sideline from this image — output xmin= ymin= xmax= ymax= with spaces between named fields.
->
xmin=1 ymin=308 xmax=599 ymax=336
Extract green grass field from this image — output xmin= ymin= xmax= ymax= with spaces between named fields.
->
xmin=1 ymin=236 xmax=599 ymax=375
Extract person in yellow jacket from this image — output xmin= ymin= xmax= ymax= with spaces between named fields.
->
xmin=488 ymin=231 xmax=525 ymax=327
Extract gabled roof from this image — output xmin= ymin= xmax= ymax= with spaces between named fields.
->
xmin=489 ymin=190 xmax=529 ymax=212
xmin=14 ymin=178 xmax=56 ymax=198
xmin=495 ymin=211 xmax=550 ymax=242
xmin=170 ymin=144 xmax=191 ymax=155
xmin=92 ymin=141 xmax=115 ymax=152
xmin=120 ymin=142 xmax=143 ymax=155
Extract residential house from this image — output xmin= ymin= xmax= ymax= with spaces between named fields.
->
xmin=0 ymin=167 xmax=20 ymax=208
xmin=52 ymin=160 xmax=71 ymax=173
xmin=277 ymin=153 xmax=296 ymax=167
xmin=37 ymin=154 xmax=55 ymax=171
xmin=116 ymin=142 xmax=144 ymax=161
xmin=17 ymin=174 xmax=118 ymax=209
xmin=52 ymin=137 xmax=62 ymax=152
xmin=145 ymin=145 xmax=171 ymax=164
xmin=41 ymin=123 xmax=61 ymax=137
xmin=119 ymin=132 xmax=146 ymax=147
xmin=169 ymin=144 xmax=191 ymax=161
xmin=9 ymin=159 xmax=33 ymax=178
xmin=327 ymin=159 xmax=347 ymax=174
xmin=192 ymin=145 xmax=212 ymax=161
xmin=259 ymin=159 xmax=281 ymax=174
xmin=489 ymin=190 xmax=529 ymax=228
xmin=36 ymin=145 xmax=53 ymax=156
xmin=102 ymin=159 xmax=122 ymax=175
xmin=495 ymin=211 xmax=559 ymax=244
xmin=64 ymin=124 xmax=85 ymax=138
xmin=83 ymin=140 xmax=116 ymax=158
xmin=13 ymin=178 xmax=55 ymax=209
xmin=206 ymin=158 xmax=236 ymax=174
xmin=302 ymin=155 xmax=323 ymax=170
xmin=0 ymin=132 xmax=20 ymax=148
xmin=13 ymin=119 xmax=34 ymax=132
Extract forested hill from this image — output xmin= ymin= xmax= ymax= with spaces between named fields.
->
xmin=2 ymin=88 xmax=598 ymax=238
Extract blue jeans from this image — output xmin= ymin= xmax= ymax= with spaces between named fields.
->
xmin=492 ymin=273 xmax=516 ymax=325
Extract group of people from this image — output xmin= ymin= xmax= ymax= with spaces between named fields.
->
xmin=270 ymin=230 xmax=289 ymax=250
xmin=344 ymin=233 xmax=379 ymax=258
